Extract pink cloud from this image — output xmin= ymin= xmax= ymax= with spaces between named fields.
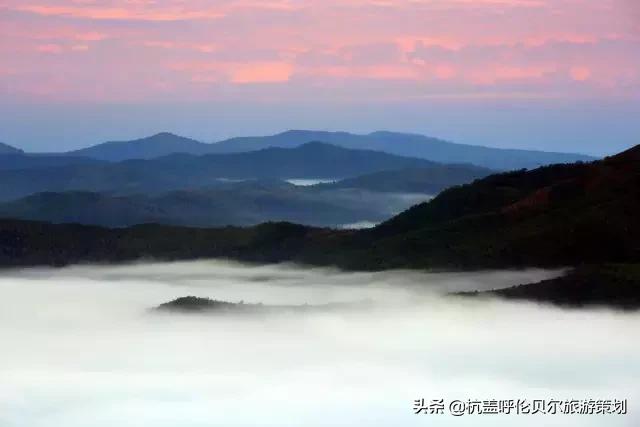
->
xmin=143 ymin=41 xmax=219 ymax=53
xmin=301 ymin=64 xmax=422 ymax=80
xmin=433 ymin=64 xmax=457 ymax=79
xmin=570 ymin=66 xmax=592 ymax=82
xmin=36 ymin=44 xmax=64 ymax=54
xmin=0 ymin=0 xmax=638 ymax=101
xmin=467 ymin=65 xmax=556 ymax=84
xmin=171 ymin=61 xmax=294 ymax=84
xmin=397 ymin=36 xmax=464 ymax=52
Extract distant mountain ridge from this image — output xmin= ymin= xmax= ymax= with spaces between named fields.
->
xmin=0 ymin=142 xmax=473 ymax=201
xmin=211 ymin=130 xmax=595 ymax=170
xmin=12 ymin=130 xmax=595 ymax=170
xmin=68 ymin=132 xmax=212 ymax=161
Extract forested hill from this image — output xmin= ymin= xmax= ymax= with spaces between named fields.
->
xmin=0 ymin=144 xmax=637 ymax=271
xmin=358 ymin=145 xmax=639 ymax=269
xmin=0 ymin=142 xmax=451 ymax=201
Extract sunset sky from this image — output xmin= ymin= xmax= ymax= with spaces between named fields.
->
xmin=1 ymin=0 xmax=638 ymax=154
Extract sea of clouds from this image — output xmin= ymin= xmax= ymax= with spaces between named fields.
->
xmin=0 ymin=261 xmax=638 ymax=427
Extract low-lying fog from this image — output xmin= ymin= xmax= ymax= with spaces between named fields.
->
xmin=286 ymin=178 xmax=337 ymax=186
xmin=1 ymin=261 xmax=638 ymax=427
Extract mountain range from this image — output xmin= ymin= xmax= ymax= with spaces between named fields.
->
xmin=0 ymin=144 xmax=637 ymax=307
xmin=68 ymin=132 xmax=212 ymax=161
xmin=209 ymin=130 xmax=595 ymax=170
xmin=0 ymin=159 xmax=497 ymax=228
xmin=0 ymin=142 xmax=490 ymax=201
xmin=3 ymin=130 xmax=595 ymax=170
xmin=0 ymin=144 xmax=637 ymax=288
xmin=0 ymin=183 xmax=432 ymax=228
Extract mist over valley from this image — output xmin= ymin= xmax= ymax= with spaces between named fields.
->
xmin=2 ymin=261 xmax=636 ymax=427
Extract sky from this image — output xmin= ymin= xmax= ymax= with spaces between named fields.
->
xmin=0 ymin=0 xmax=639 ymax=154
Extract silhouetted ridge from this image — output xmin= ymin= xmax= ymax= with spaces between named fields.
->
xmin=607 ymin=144 xmax=640 ymax=163
xmin=42 ymin=130 xmax=595 ymax=168
xmin=0 ymin=142 xmax=463 ymax=200
xmin=461 ymin=264 xmax=640 ymax=310
xmin=70 ymin=132 xmax=213 ymax=161
xmin=208 ymin=130 xmax=595 ymax=170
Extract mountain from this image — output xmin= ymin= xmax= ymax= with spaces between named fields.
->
xmin=0 ymin=145 xmax=637 ymax=307
xmin=153 ymin=296 xmax=368 ymax=314
xmin=0 ymin=183 xmax=423 ymax=228
xmin=470 ymin=264 xmax=640 ymax=310
xmin=209 ymin=130 xmax=595 ymax=170
xmin=313 ymin=165 xmax=491 ymax=194
xmin=55 ymin=130 xmax=593 ymax=170
xmin=0 ymin=142 xmax=23 ymax=155
xmin=0 ymin=144 xmax=635 ymax=269
xmin=354 ymin=145 xmax=639 ymax=269
xmin=0 ymin=142 xmax=466 ymax=201
xmin=0 ymin=219 xmax=343 ymax=267
xmin=69 ymin=132 xmax=214 ymax=161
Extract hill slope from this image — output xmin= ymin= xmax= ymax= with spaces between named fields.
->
xmin=354 ymin=145 xmax=639 ymax=269
xmin=0 ymin=183 xmax=427 ymax=228
xmin=313 ymin=165 xmax=491 ymax=194
xmin=483 ymin=264 xmax=640 ymax=309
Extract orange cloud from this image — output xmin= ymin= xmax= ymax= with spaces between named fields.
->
xmin=172 ymin=61 xmax=294 ymax=84
xmin=230 ymin=62 xmax=293 ymax=84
